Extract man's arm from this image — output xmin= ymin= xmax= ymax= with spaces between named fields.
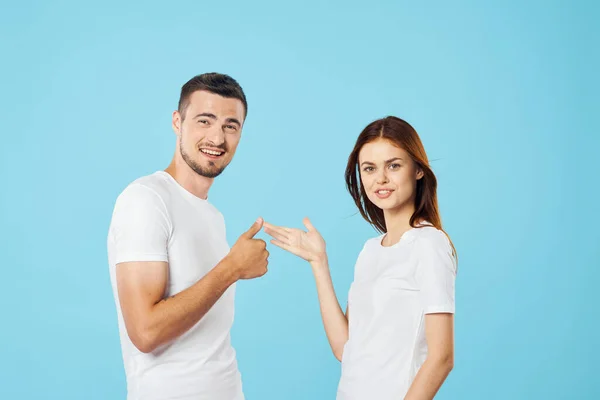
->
xmin=116 ymin=257 xmax=238 ymax=353
xmin=115 ymin=214 xmax=268 ymax=354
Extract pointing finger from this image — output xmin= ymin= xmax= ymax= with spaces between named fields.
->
xmin=243 ymin=217 xmax=264 ymax=239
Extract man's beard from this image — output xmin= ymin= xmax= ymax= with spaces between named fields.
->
xmin=181 ymin=142 xmax=228 ymax=179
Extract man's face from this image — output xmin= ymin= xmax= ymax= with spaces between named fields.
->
xmin=173 ymin=90 xmax=245 ymax=178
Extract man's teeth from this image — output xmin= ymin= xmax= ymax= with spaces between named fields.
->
xmin=201 ymin=149 xmax=223 ymax=156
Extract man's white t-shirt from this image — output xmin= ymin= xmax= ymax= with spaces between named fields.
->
xmin=107 ymin=171 xmax=244 ymax=400
xmin=337 ymin=224 xmax=457 ymax=400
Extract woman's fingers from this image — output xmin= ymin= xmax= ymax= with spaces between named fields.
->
xmin=265 ymin=221 xmax=300 ymax=234
xmin=264 ymin=222 xmax=290 ymax=243
xmin=270 ymin=239 xmax=295 ymax=254
xmin=265 ymin=229 xmax=290 ymax=245
xmin=303 ymin=217 xmax=316 ymax=232
xmin=270 ymin=239 xmax=311 ymax=261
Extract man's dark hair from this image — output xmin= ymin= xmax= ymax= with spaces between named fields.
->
xmin=178 ymin=72 xmax=248 ymax=120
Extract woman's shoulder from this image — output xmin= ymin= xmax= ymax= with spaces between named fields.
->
xmin=413 ymin=225 xmax=453 ymax=252
xmin=362 ymin=234 xmax=385 ymax=250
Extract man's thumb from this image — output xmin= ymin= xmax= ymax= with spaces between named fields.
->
xmin=243 ymin=217 xmax=264 ymax=239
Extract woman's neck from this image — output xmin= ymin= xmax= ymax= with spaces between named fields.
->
xmin=382 ymin=204 xmax=417 ymax=246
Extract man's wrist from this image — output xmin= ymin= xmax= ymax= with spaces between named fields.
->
xmin=215 ymin=256 xmax=240 ymax=285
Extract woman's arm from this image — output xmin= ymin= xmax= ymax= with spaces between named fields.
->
xmin=404 ymin=228 xmax=457 ymax=399
xmin=403 ymin=314 xmax=454 ymax=400
xmin=310 ymin=258 xmax=349 ymax=361
xmin=264 ymin=218 xmax=349 ymax=361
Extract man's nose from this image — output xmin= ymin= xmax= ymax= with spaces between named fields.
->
xmin=205 ymin=127 xmax=225 ymax=147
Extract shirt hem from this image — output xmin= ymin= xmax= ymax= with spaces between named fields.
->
xmin=424 ymin=304 xmax=455 ymax=314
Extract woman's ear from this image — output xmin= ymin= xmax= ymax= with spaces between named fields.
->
xmin=416 ymin=167 xmax=424 ymax=180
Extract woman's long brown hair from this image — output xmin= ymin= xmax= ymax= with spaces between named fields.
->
xmin=345 ymin=116 xmax=456 ymax=255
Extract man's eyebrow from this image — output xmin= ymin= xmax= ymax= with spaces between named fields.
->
xmin=225 ymin=118 xmax=241 ymax=126
xmin=193 ymin=113 xmax=241 ymax=126
xmin=192 ymin=113 xmax=217 ymax=120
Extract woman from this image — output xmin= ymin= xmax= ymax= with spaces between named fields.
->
xmin=264 ymin=116 xmax=457 ymax=400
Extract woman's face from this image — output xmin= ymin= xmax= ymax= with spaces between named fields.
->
xmin=358 ymin=138 xmax=423 ymax=212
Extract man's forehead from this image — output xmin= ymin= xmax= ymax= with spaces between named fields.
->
xmin=189 ymin=91 xmax=243 ymax=111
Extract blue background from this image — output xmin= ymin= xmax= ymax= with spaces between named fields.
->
xmin=1 ymin=0 xmax=598 ymax=399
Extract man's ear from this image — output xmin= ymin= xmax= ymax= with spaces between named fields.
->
xmin=172 ymin=110 xmax=182 ymax=137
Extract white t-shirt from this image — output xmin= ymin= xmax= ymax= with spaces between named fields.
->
xmin=107 ymin=171 xmax=244 ymax=400
xmin=337 ymin=224 xmax=457 ymax=400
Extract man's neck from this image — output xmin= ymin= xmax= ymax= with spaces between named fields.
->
xmin=164 ymin=159 xmax=213 ymax=200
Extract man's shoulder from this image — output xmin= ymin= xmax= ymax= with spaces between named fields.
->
xmin=108 ymin=172 xmax=174 ymax=239
xmin=117 ymin=171 xmax=173 ymax=204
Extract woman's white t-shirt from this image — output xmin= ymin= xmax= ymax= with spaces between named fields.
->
xmin=337 ymin=224 xmax=457 ymax=400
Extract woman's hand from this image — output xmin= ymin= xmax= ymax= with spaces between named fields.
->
xmin=264 ymin=217 xmax=327 ymax=263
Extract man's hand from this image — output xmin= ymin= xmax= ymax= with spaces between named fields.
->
xmin=227 ymin=217 xmax=270 ymax=280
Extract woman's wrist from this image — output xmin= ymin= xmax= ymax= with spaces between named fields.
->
xmin=310 ymin=253 xmax=329 ymax=272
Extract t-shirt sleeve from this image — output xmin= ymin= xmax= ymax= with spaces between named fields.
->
xmin=110 ymin=184 xmax=171 ymax=264
xmin=415 ymin=230 xmax=457 ymax=314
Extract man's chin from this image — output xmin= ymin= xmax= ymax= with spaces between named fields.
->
xmin=181 ymin=147 xmax=229 ymax=178
xmin=200 ymin=170 xmax=223 ymax=179
xmin=195 ymin=162 xmax=227 ymax=179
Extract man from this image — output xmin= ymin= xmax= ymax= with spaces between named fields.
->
xmin=107 ymin=73 xmax=268 ymax=400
